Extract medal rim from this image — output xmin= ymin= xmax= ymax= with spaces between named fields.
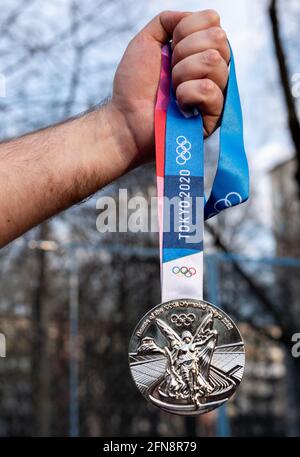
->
xmin=128 ymin=297 xmax=245 ymax=416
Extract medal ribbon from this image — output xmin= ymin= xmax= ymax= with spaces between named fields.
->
xmin=155 ymin=44 xmax=249 ymax=303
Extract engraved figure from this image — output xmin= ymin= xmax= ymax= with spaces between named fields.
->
xmin=137 ymin=312 xmax=218 ymax=406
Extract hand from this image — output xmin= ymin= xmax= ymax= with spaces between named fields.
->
xmin=110 ymin=10 xmax=230 ymax=168
xmin=0 ymin=10 xmax=230 ymax=246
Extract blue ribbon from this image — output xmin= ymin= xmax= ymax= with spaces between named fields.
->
xmin=162 ymin=46 xmax=249 ymax=263
xmin=204 ymin=47 xmax=249 ymax=220
xmin=163 ymin=87 xmax=204 ymax=263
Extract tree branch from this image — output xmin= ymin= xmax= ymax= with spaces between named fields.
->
xmin=206 ymin=223 xmax=282 ymax=323
xmin=269 ymin=0 xmax=300 ymax=192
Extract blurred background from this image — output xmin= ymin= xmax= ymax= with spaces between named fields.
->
xmin=0 ymin=0 xmax=300 ymax=437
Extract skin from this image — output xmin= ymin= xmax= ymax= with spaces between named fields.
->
xmin=0 ymin=10 xmax=230 ymax=247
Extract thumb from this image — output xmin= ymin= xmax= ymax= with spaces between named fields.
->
xmin=141 ymin=10 xmax=191 ymax=44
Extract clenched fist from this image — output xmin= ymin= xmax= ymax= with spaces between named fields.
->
xmin=110 ymin=10 xmax=230 ymax=167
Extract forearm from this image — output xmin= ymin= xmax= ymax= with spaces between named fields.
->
xmin=0 ymin=10 xmax=229 ymax=247
xmin=0 ymin=102 xmax=136 ymax=246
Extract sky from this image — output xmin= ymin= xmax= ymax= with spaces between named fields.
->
xmin=139 ymin=0 xmax=295 ymax=255
xmin=144 ymin=0 xmax=294 ymax=169
xmin=2 ymin=0 xmax=294 ymax=172
xmin=1 ymin=0 xmax=297 ymax=255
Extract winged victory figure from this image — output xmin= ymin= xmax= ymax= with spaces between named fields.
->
xmin=137 ymin=312 xmax=218 ymax=407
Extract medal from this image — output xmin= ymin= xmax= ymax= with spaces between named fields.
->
xmin=129 ymin=44 xmax=249 ymax=415
xmin=129 ymin=298 xmax=244 ymax=415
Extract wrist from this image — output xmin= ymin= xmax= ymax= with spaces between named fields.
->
xmin=98 ymin=101 xmax=140 ymax=178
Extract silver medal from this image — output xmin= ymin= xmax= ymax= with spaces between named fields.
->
xmin=129 ymin=298 xmax=245 ymax=416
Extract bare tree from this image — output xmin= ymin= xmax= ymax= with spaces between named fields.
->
xmin=269 ymin=0 xmax=300 ymax=193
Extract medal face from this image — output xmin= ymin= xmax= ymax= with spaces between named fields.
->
xmin=129 ymin=298 xmax=245 ymax=416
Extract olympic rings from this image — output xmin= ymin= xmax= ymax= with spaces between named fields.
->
xmin=176 ymin=136 xmax=192 ymax=166
xmin=171 ymin=313 xmax=196 ymax=328
xmin=213 ymin=192 xmax=243 ymax=213
xmin=172 ymin=266 xmax=196 ymax=278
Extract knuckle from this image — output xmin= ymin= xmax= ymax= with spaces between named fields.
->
xmin=209 ymin=27 xmax=227 ymax=45
xmin=205 ymin=48 xmax=222 ymax=65
xmin=199 ymin=79 xmax=215 ymax=93
xmin=203 ymin=9 xmax=220 ymax=25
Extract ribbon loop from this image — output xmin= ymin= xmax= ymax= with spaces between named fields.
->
xmin=155 ymin=44 xmax=249 ymax=303
xmin=204 ymin=46 xmax=249 ymax=220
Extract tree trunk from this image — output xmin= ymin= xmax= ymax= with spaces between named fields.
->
xmin=269 ymin=0 xmax=300 ymax=194
xmin=285 ymin=351 xmax=300 ymax=436
xmin=31 ymin=222 xmax=52 ymax=436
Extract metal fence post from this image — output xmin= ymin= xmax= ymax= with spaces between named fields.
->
xmin=69 ymin=249 xmax=79 ymax=437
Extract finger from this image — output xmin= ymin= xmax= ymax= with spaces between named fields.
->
xmin=172 ymin=10 xmax=220 ymax=49
xmin=176 ymin=79 xmax=224 ymax=135
xmin=141 ymin=10 xmax=191 ymax=44
xmin=172 ymin=27 xmax=230 ymax=67
xmin=172 ymin=50 xmax=229 ymax=92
